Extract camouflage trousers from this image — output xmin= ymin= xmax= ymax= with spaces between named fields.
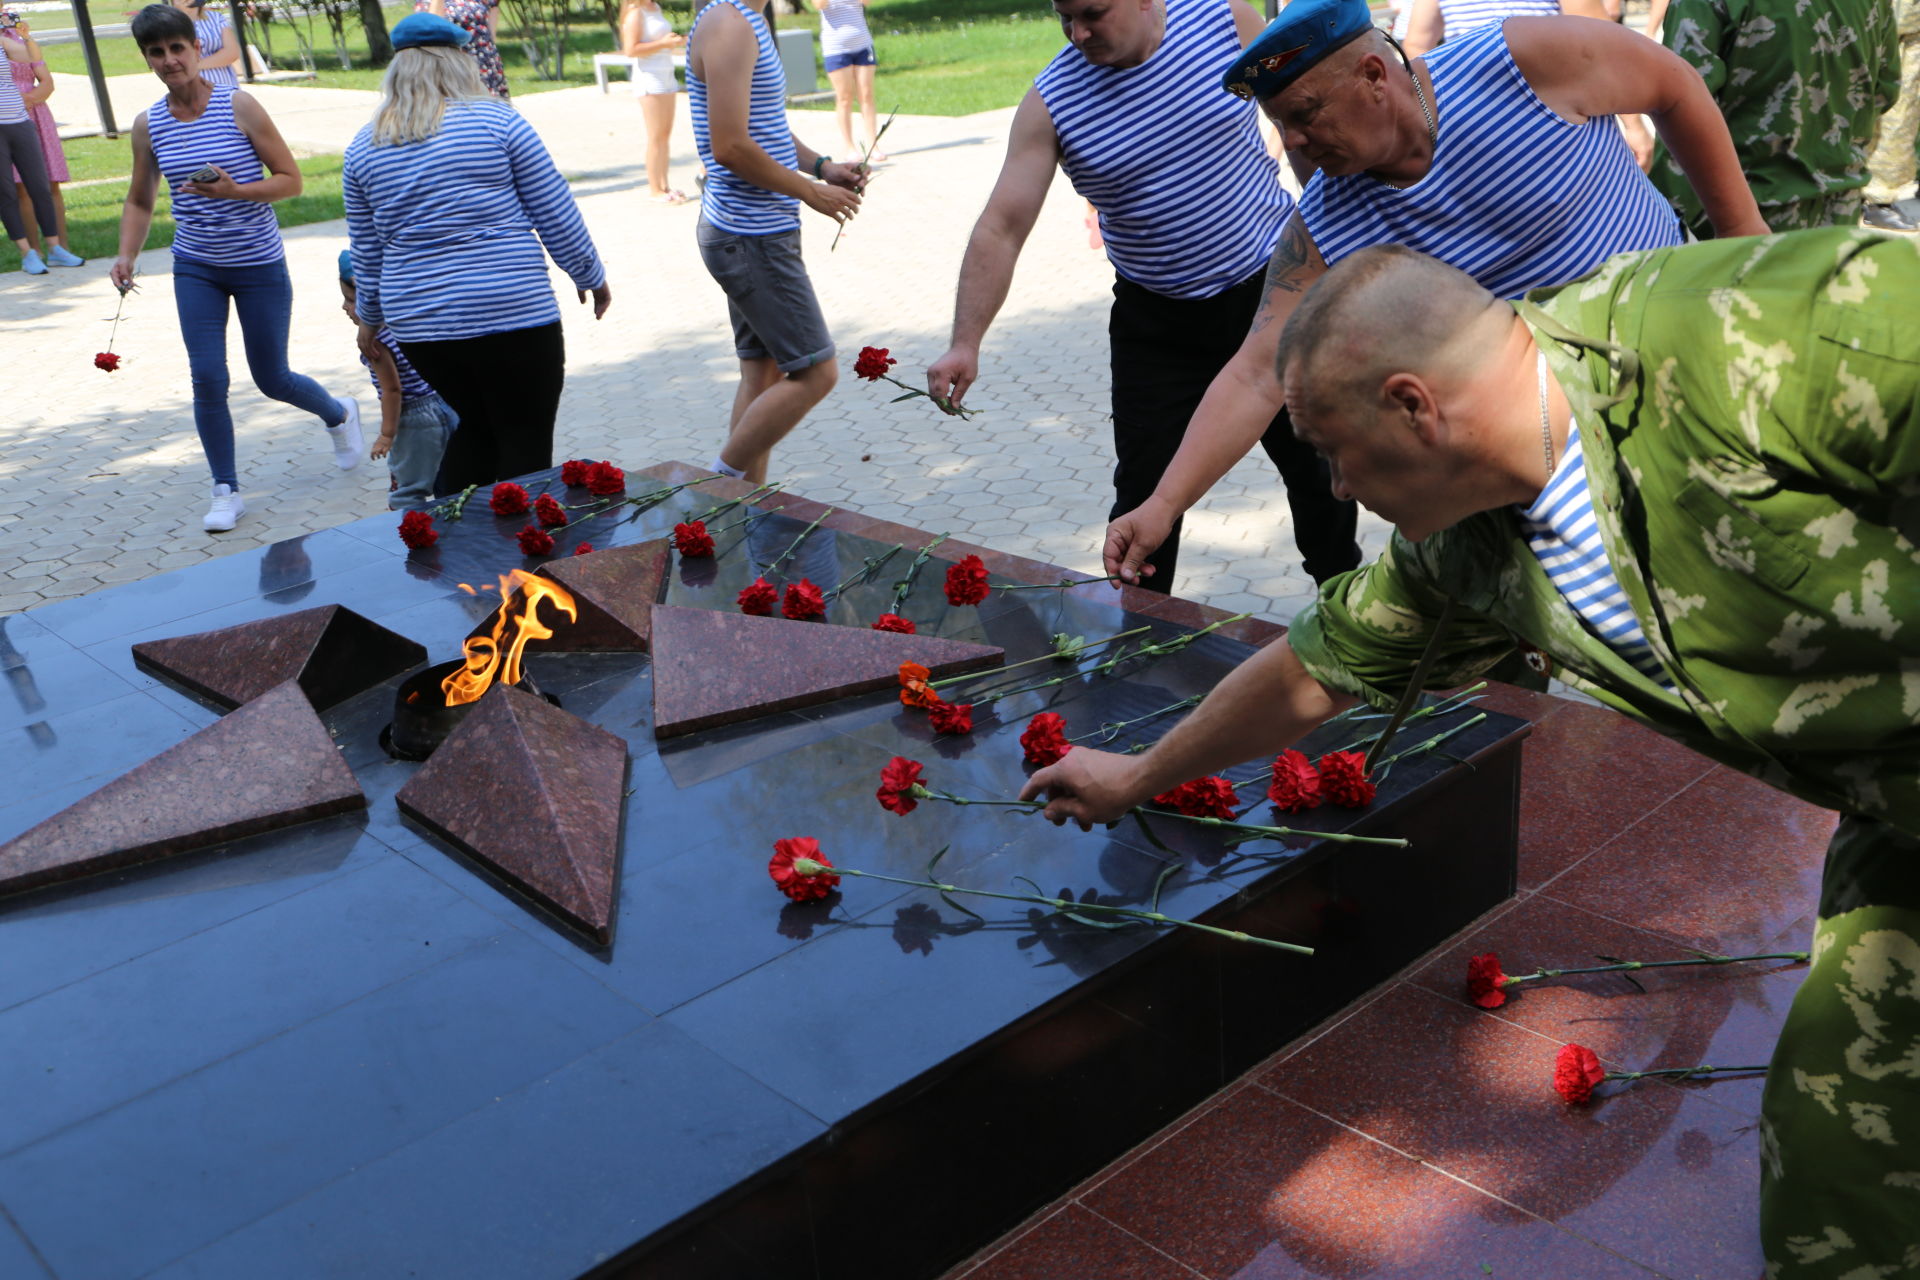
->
xmin=1752 ymin=192 xmax=1868 ymax=236
xmin=1864 ymin=27 xmax=1920 ymax=206
xmin=1759 ymin=815 xmax=1920 ymax=1276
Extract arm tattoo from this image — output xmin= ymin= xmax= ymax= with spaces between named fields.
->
xmin=1247 ymin=217 xmax=1315 ymax=335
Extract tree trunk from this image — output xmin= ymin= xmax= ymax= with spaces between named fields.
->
xmin=358 ymin=0 xmax=393 ymax=64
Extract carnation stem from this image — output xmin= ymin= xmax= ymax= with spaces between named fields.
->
xmin=760 ymin=507 xmax=837 ymax=580
xmin=914 ymin=787 xmax=1409 ymax=849
xmin=1336 ymin=684 xmax=1487 ymax=755
xmin=1371 ymin=713 xmax=1487 ymax=774
xmin=1602 ymin=1064 xmax=1770 ymax=1084
xmin=996 ymin=573 xmax=1128 ymax=593
xmin=830 ymin=106 xmax=897 ymax=252
xmin=891 ymin=533 xmax=951 ymax=608
xmin=815 ymin=865 xmax=1313 ymax=955
xmin=1067 ymin=695 xmax=1204 ymax=745
xmin=1093 ymin=613 xmax=1253 ymax=676
xmin=826 ymin=544 xmax=903 ymax=603
xmin=1505 ymin=951 xmax=1809 ymax=988
xmin=107 ymin=283 xmax=133 ymax=352
xmin=929 ymin=625 xmax=1152 ymax=690
xmin=692 ymin=482 xmax=783 ymax=527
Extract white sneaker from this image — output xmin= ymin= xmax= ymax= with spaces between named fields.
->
xmin=204 ymin=483 xmax=246 ymax=532
xmin=328 ymin=397 xmax=364 ymax=471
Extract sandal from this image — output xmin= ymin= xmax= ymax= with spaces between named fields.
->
xmin=651 ymin=189 xmax=692 ymax=205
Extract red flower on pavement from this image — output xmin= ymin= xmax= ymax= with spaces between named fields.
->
xmin=560 ymin=459 xmax=592 ymax=486
xmin=397 ymin=509 xmax=437 ymax=550
xmin=489 ymin=482 xmax=530 ymax=516
xmin=872 ymin=612 xmax=917 ymax=635
xmin=1553 ymin=1043 xmax=1606 ymax=1104
xmin=94 ymin=351 xmax=121 ymax=372
xmin=928 ymin=699 xmax=974 ymax=735
xmin=769 ymin=837 xmax=840 ymax=902
xmin=573 ymin=543 xmax=594 ymax=556
xmin=1467 ymin=953 xmax=1512 ymax=1009
xmin=854 ymin=346 xmax=897 ymax=381
xmin=1151 ymin=776 xmax=1238 ymax=819
xmin=897 ymin=661 xmax=940 ymax=708
xmin=1267 ymin=749 xmax=1323 ymax=813
xmin=782 ymin=578 xmax=826 ymax=620
xmin=584 ymin=461 xmax=626 ymax=496
xmin=534 ymin=494 xmax=568 ymax=529
xmin=1020 ymin=712 xmax=1072 ymax=767
xmin=877 ymin=756 xmax=926 ymax=815
xmin=1318 ymin=750 xmax=1377 ymax=808
xmin=517 ymin=525 xmax=555 ymax=556
xmin=738 ymin=577 xmax=778 ymax=616
xmin=674 ymin=520 xmax=715 ymax=557
xmin=944 ymin=554 xmax=991 ymax=606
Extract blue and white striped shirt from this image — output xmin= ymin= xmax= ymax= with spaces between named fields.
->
xmin=1035 ymin=0 xmax=1289 ymax=300
xmin=1436 ymin=0 xmax=1557 ymax=41
xmin=146 ymin=86 xmax=284 ymax=267
xmin=1521 ymin=419 xmax=1668 ymax=683
xmin=361 ymin=326 xmax=436 ymax=403
xmin=688 ymin=0 xmax=799 ymax=236
xmin=1300 ymin=23 xmax=1679 ymax=300
xmin=195 ymin=14 xmax=239 ymax=89
xmin=0 ymin=51 xmax=26 ymax=124
xmin=343 ymin=100 xmax=606 ymax=343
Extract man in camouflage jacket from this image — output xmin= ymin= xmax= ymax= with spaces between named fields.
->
xmin=1022 ymin=228 xmax=1920 ymax=1275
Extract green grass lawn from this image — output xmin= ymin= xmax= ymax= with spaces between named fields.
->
xmin=0 ymin=152 xmax=344 ymax=269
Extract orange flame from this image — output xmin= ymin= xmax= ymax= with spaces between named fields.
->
xmin=441 ymin=569 xmax=578 ymax=707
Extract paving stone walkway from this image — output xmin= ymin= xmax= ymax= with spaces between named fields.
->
xmin=0 ymin=73 xmax=1393 ymax=620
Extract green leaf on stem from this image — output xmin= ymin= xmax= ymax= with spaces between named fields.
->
xmin=1150 ymin=859 xmax=1180 ymax=914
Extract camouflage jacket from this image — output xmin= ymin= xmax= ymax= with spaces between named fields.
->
xmin=1648 ymin=0 xmax=1898 ymax=234
xmin=1288 ymin=229 xmax=1920 ymax=835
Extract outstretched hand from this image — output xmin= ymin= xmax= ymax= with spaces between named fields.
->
xmin=925 ymin=345 xmax=977 ymax=415
xmin=1103 ymin=496 xmax=1175 ymax=586
xmin=1017 ymin=745 xmax=1146 ymax=830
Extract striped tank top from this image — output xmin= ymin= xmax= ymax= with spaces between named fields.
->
xmin=1520 ymin=419 xmax=1668 ymax=683
xmin=1035 ymin=0 xmax=1289 ymax=300
xmin=195 ymin=14 xmax=239 ymax=89
xmin=362 ymin=327 xmax=436 ymax=403
xmin=1299 ymin=23 xmax=1679 ymax=300
xmin=688 ymin=0 xmax=798 ymax=236
xmin=0 ymin=47 xmax=26 ymax=124
xmin=146 ymin=86 xmax=284 ymax=267
xmin=1437 ymin=0 xmax=1557 ymax=40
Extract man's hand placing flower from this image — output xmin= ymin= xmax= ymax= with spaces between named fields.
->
xmin=1018 ymin=745 xmax=1150 ymax=831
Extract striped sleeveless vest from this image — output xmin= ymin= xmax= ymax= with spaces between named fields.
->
xmin=1437 ymin=0 xmax=1558 ymax=40
xmin=195 ymin=14 xmax=239 ymax=90
xmin=1299 ymin=23 xmax=1679 ymax=300
xmin=688 ymin=0 xmax=799 ymax=236
xmin=146 ymin=86 xmax=283 ymax=267
xmin=1035 ymin=0 xmax=1290 ymax=300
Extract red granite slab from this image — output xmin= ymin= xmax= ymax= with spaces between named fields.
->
xmin=395 ymin=684 xmax=629 ymax=945
xmin=131 ymin=605 xmax=428 ymax=712
xmin=468 ymin=539 xmax=671 ymax=654
xmin=649 ymin=605 xmax=1004 ymax=739
xmin=0 ymin=680 xmax=366 ymax=899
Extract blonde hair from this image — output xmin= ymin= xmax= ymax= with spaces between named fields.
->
xmin=371 ymin=45 xmax=491 ymax=146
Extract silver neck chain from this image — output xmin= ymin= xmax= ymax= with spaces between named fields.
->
xmin=1379 ymin=45 xmax=1438 ymax=190
xmin=1536 ymin=349 xmax=1556 ymax=482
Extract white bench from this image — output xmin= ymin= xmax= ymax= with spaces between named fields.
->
xmin=592 ymin=51 xmax=687 ymax=93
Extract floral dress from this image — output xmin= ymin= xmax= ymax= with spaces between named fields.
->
xmin=417 ymin=0 xmax=509 ymax=98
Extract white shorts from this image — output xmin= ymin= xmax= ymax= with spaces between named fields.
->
xmin=632 ymin=54 xmax=676 ymax=96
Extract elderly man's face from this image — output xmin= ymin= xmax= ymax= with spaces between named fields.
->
xmin=1053 ymin=0 xmax=1155 ymax=67
xmin=1285 ymin=364 xmax=1460 ymax=541
xmin=1261 ymin=54 xmax=1388 ymax=177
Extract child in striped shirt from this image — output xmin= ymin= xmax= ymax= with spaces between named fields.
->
xmin=338 ymin=250 xmax=456 ymax=511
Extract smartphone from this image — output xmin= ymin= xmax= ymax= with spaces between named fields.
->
xmin=187 ymin=164 xmax=220 ymax=184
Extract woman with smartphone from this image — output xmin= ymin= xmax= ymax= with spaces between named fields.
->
xmin=112 ymin=3 xmax=361 ymax=534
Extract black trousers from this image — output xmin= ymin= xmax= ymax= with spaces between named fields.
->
xmin=401 ymin=321 xmax=566 ymax=496
xmin=1109 ymin=269 xmax=1361 ymax=594
xmin=0 ymin=120 xmax=57 ymax=245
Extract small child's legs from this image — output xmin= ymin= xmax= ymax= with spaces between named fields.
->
xmin=387 ymin=393 xmax=458 ymax=510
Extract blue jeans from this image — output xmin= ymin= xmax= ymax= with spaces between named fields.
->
xmin=387 ymin=393 xmax=458 ymax=511
xmin=173 ymin=255 xmax=342 ymax=489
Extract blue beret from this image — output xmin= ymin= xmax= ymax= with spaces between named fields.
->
xmin=391 ymin=12 xmax=471 ymax=50
xmin=337 ymin=249 xmax=354 ymax=282
xmin=1221 ymin=0 xmax=1375 ymax=102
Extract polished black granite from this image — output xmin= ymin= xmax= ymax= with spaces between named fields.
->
xmin=0 ymin=464 xmax=1525 ymax=1280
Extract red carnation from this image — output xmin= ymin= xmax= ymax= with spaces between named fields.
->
xmin=872 ymin=613 xmax=917 ymax=635
xmin=1150 ymin=776 xmax=1237 ymax=819
xmin=943 ymin=554 xmax=991 ymax=607
xmin=489 ymin=482 xmax=530 ymax=516
xmin=584 ymin=461 xmax=626 ymax=496
xmin=854 ymin=346 xmax=897 ymax=381
xmin=560 ymin=459 xmax=592 ymax=486
xmin=517 ymin=524 xmax=555 ymax=556
xmin=877 ymin=756 xmax=926 ymax=815
xmin=928 ymin=699 xmax=974 ymax=735
xmin=1318 ymin=750 xmax=1377 ymax=808
xmin=1267 ymin=749 xmax=1323 ymax=813
xmin=1020 ymin=712 xmax=1072 ymax=767
xmin=534 ymin=493 xmax=568 ymax=529
xmin=1467 ymin=952 xmax=1511 ymax=1009
xmin=738 ymin=577 xmax=778 ymax=616
xmin=769 ymin=836 xmax=840 ymax=902
xmin=1554 ymin=1043 xmax=1606 ymax=1104
xmin=397 ymin=509 xmax=437 ymax=550
xmin=898 ymin=661 xmax=940 ymax=708
xmin=94 ymin=351 xmax=121 ymax=372
xmin=782 ymin=578 xmax=826 ymax=621
xmin=573 ymin=543 xmax=594 ymax=556
xmin=674 ymin=520 xmax=715 ymax=557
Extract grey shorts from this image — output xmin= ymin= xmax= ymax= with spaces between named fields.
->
xmin=696 ymin=219 xmax=834 ymax=372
